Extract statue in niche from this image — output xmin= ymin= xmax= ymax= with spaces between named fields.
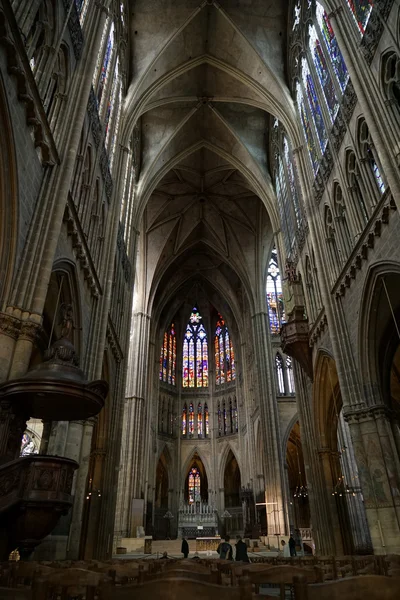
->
xmin=59 ymin=303 xmax=74 ymax=339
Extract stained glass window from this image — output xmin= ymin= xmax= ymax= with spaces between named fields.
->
xmin=296 ymin=82 xmax=319 ymax=173
xmin=105 ymin=58 xmax=120 ymax=147
xmin=188 ymin=467 xmax=201 ymax=504
xmin=346 ymin=0 xmax=373 ymax=35
xmin=97 ymin=22 xmax=114 ymax=110
xmin=182 ymin=307 xmax=208 ymax=388
xmin=182 ymin=404 xmax=187 ymax=436
xmin=20 ymin=432 xmax=38 ymax=456
xmin=189 ymin=402 xmax=194 ymax=436
xmin=372 ymin=159 xmax=385 ymax=194
xmin=266 ymin=247 xmax=286 ymax=334
xmin=308 ymin=24 xmax=339 ymax=121
xmin=204 ymin=404 xmax=209 ymax=437
xmin=316 ymin=3 xmax=349 ymax=92
xmin=276 ymin=354 xmax=285 ymax=394
xmin=223 ymin=401 xmax=227 ymax=435
xmin=283 ymin=136 xmax=302 ymax=229
xmin=287 ymin=356 xmax=296 ymax=394
xmin=198 ymin=403 xmax=203 ymax=437
xmin=233 ymin=397 xmax=238 ymax=432
xmin=276 ymin=153 xmax=293 ymax=254
xmin=215 ymin=314 xmax=236 ymax=385
xmin=75 ymin=0 xmax=89 ymax=25
xmin=159 ymin=324 xmax=176 ymax=385
xmin=302 ymin=58 xmax=328 ymax=152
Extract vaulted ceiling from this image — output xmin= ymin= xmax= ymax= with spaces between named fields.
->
xmin=124 ymin=1 xmax=296 ymax=326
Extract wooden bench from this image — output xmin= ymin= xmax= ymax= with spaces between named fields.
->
xmin=243 ymin=565 xmax=323 ymax=599
xmin=293 ymin=574 xmax=400 ymax=599
xmin=99 ymin=576 xmax=253 ymax=600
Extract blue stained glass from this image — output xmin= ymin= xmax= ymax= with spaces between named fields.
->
xmin=309 ymin=24 xmax=339 ymax=122
xmin=346 ymin=0 xmax=373 ymax=35
xmin=316 ymin=3 xmax=349 ymax=92
xmin=302 ymin=58 xmax=328 ymax=152
xmin=296 ymin=82 xmax=318 ymax=173
xmin=283 ymin=137 xmax=301 ymax=228
xmin=97 ymin=23 xmax=114 ymax=108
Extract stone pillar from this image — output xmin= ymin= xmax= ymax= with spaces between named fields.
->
xmin=251 ymin=310 xmax=287 ymax=536
xmin=295 ymin=367 xmax=337 ymax=555
xmin=116 ymin=309 xmax=150 ymax=537
xmin=67 ymin=418 xmax=96 ymax=558
xmin=346 ymin=406 xmax=400 ymax=554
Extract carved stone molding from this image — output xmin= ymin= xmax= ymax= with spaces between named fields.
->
xmin=61 ymin=0 xmax=84 ymax=60
xmin=0 ymin=6 xmax=57 ymax=165
xmin=63 ymin=201 xmax=102 ymax=299
xmin=0 ymin=313 xmax=20 ymax=340
xmin=309 ymin=312 xmax=328 ymax=348
xmin=19 ymin=320 xmax=41 ymax=343
xmin=334 ymin=193 xmax=397 ymax=299
xmin=106 ymin=318 xmax=124 ymax=364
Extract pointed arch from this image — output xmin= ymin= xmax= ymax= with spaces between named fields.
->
xmin=358 ymin=261 xmax=400 ymax=408
xmin=0 ymin=72 xmax=18 ymax=308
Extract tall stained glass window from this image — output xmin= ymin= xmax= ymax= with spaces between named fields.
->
xmin=159 ymin=323 xmax=176 ymax=385
xmin=302 ymin=58 xmax=328 ymax=152
xmin=182 ymin=307 xmax=208 ymax=388
xmin=189 ymin=402 xmax=194 ymax=436
xmin=215 ymin=314 xmax=236 ymax=385
xmin=296 ymin=82 xmax=319 ymax=173
xmin=232 ymin=397 xmax=238 ymax=433
xmin=266 ymin=247 xmax=286 ymax=334
xmin=346 ymin=0 xmax=373 ymax=35
xmin=316 ymin=3 xmax=349 ymax=92
xmin=204 ymin=404 xmax=209 ymax=437
xmin=97 ymin=22 xmax=114 ymax=109
xmin=308 ymin=24 xmax=339 ymax=121
xmin=283 ymin=137 xmax=302 ymax=229
xmin=75 ymin=0 xmax=89 ymax=25
xmin=188 ymin=467 xmax=201 ymax=504
xmin=182 ymin=404 xmax=187 ymax=436
xmin=197 ymin=403 xmax=203 ymax=437
xmin=287 ymin=357 xmax=296 ymax=394
xmin=276 ymin=353 xmax=285 ymax=395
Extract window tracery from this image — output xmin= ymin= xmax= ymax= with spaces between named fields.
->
xmin=346 ymin=0 xmax=373 ymax=35
xmin=188 ymin=467 xmax=201 ymax=504
xmin=183 ymin=308 xmax=208 ymax=388
xmin=159 ymin=323 xmax=176 ymax=386
xmin=182 ymin=404 xmax=187 ymax=436
xmin=215 ymin=314 xmax=235 ymax=385
xmin=286 ymin=357 xmax=296 ymax=395
xmin=358 ymin=120 xmax=386 ymax=196
xmin=276 ymin=353 xmax=285 ymax=395
xmin=266 ymin=247 xmax=286 ymax=334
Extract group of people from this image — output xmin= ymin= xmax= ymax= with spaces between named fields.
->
xmin=180 ymin=536 xmax=249 ymax=561
xmin=180 ymin=534 xmax=297 ymax=560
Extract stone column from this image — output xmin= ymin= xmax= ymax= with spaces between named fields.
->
xmin=251 ymin=310 xmax=287 ymax=536
xmin=295 ymin=367 xmax=337 ymax=555
xmin=67 ymin=418 xmax=96 ymax=558
xmin=346 ymin=406 xmax=400 ymax=554
xmin=117 ymin=309 xmax=150 ymax=537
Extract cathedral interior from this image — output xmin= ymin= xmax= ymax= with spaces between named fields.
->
xmin=1 ymin=0 xmax=400 ymax=588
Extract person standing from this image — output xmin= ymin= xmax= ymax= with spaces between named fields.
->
xmin=217 ymin=536 xmax=233 ymax=560
xmin=289 ymin=535 xmax=297 ymax=557
xmin=181 ymin=537 xmax=189 ymax=558
xmin=280 ymin=539 xmax=291 ymax=557
xmin=235 ymin=536 xmax=249 ymax=562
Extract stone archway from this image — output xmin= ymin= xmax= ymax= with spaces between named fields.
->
xmin=223 ymin=449 xmax=242 ymax=536
xmin=286 ymin=421 xmax=310 ymax=535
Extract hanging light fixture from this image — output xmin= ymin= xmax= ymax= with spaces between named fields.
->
xmin=293 ymin=445 xmax=308 ymax=499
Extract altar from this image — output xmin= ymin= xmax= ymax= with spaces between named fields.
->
xmin=178 ymin=501 xmax=218 ymax=539
xmin=196 ymin=536 xmax=221 ymax=552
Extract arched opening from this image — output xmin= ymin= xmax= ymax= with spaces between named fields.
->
xmin=286 ymin=422 xmax=311 ymax=540
xmin=223 ymin=449 xmax=242 ymax=536
xmin=314 ymin=353 xmax=371 ymax=555
xmin=153 ymin=449 xmax=171 ymax=539
xmin=0 ymin=73 xmax=18 ymax=309
xmin=184 ymin=452 xmax=208 ymax=503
